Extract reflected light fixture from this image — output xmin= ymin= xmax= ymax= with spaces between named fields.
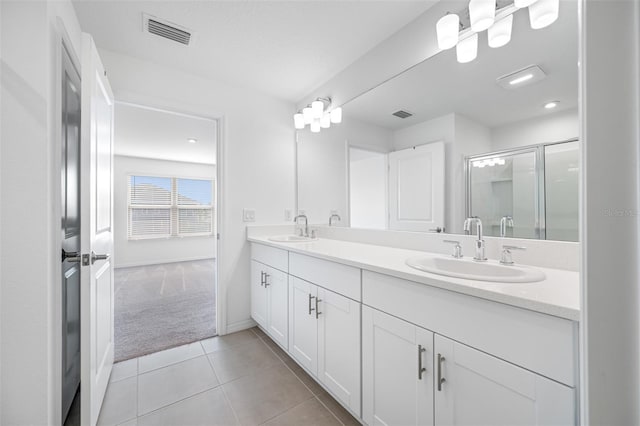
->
xmin=187 ymin=138 xmax=197 ymax=144
xmin=436 ymin=13 xmax=460 ymax=50
xmin=496 ymin=65 xmax=547 ymax=89
xmin=544 ymin=101 xmax=559 ymax=109
xmin=488 ymin=14 xmax=513 ymax=48
xmin=456 ymin=33 xmax=478 ymax=63
xmin=514 ymin=0 xmax=539 ymax=8
xmin=469 ymin=0 xmax=495 ymax=32
xmin=529 ymin=0 xmax=559 ymax=29
xmin=293 ymin=97 xmax=342 ymax=133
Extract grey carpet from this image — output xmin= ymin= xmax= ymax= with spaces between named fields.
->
xmin=114 ymin=259 xmax=216 ymax=362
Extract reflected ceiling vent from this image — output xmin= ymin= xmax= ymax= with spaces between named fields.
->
xmin=392 ymin=110 xmax=413 ymax=119
xmin=143 ymin=13 xmax=192 ymax=46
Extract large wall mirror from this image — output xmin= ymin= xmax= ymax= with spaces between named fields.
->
xmin=296 ymin=0 xmax=578 ymax=241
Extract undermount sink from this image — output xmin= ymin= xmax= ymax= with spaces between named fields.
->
xmin=405 ymin=255 xmax=546 ymax=283
xmin=268 ymin=235 xmax=318 ymax=243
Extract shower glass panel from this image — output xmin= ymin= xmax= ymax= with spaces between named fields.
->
xmin=468 ymin=149 xmax=538 ymax=239
xmin=544 ymin=141 xmax=579 ymax=241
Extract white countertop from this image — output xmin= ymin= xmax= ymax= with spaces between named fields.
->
xmin=248 ymin=235 xmax=580 ymax=321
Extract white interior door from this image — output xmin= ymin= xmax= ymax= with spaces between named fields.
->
xmin=389 ymin=142 xmax=445 ymax=232
xmin=80 ymin=34 xmax=115 ymax=426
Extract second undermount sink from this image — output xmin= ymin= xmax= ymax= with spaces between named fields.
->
xmin=405 ymin=255 xmax=546 ymax=283
xmin=268 ymin=235 xmax=318 ymax=243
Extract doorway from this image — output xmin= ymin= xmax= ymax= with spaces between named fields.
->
xmin=111 ymin=103 xmax=219 ymax=362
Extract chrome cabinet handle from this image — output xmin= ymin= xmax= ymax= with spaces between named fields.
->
xmin=90 ymin=251 xmax=110 ymax=265
xmin=315 ymin=298 xmax=322 ymax=319
xmin=418 ymin=345 xmax=427 ymax=380
xmin=437 ymin=353 xmax=446 ymax=391
xmin=260 ymin=271 xmax=265 ymax=286
xmin=264 ymin=273 xmax=271 ymax=287
xmin=308 ymin=293 xmax=316 ymax=315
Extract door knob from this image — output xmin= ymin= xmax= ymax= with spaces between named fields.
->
xmin=91 ymin=251 xmax=110 ymax=265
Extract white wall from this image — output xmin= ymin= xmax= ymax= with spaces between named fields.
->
xmin=113 ymin=155 xmax=216 ymax=268
xmin=97 ymin=49 xmax=296 ymax=334
xmin=491 ymin=108 xmax=579 ymax=151
xmin=297 ymin=117 xmax=391 ymax=224
xmin=581 ymin=1 xmax=640 ymax=424
xmin=393 ymin=113 xmax=491 ymax=233
xmin=0 ymin=0 xmax=83 ymax=424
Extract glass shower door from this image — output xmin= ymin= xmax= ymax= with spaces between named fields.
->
xmin=544 ymin=141 xmax=579 ymax=241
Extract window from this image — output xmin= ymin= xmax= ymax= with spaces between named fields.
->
xmin=128 ymin=175 xmax=214 ymax=239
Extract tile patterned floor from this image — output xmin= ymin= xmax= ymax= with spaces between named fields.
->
xmin=97 ymin=327 xmax=361 ymax=426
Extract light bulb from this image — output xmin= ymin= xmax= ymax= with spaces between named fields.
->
xmin=436 ymin=14 xmax=460 ymax=50
xmin=456 ymin=33 xmax=478 ymax=63
xmin=320 ymin=113 xmax=331 ymax=129
xmin=488 ymin=14 xmax=513 ymax=48
xmin=310 ymin=120 xmax=321 ymax=133
xmin=529 ymin=0 xmax=559 ymax=29
xmin=514 ymin=0 xmax=538 ymax=7
xmin=294 ymin=113 xmax=305 ymax=129
xmin=469 ymin=0 xmax=495 ymax=32
xmin=303 ymin=107 xmax=313 ymax=124
xmin=311 ymin=100 xmax=324 ymax=119
xmin=330 ymin=107 xmax=342 ymax=124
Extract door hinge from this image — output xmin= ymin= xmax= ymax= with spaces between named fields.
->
xmin=82 ymin=253 xmax=90 ymax=266
xmin=217 ymin=233 xmax=220 ymax=240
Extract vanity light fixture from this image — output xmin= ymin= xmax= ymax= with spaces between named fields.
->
xmin=528 ymin=0 xmax=559 ymax=29
xmin=437 ymin=0 xmax=558 ymax=64
xmin=544 ymin=101 xmax=559 ymax=109
xmin=488 ymin=14 xmax=513 ymax=48
xmin=469 ymin=0 xmax=496 ymax=32
xmin=187 ymin=138 xmax=197 ymax=144
xmin=293 ymin=97 xmax=342 ymax=132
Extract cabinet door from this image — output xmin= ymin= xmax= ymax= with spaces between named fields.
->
xmin=317 ymin=287 xmax=361 ymax=417
xmin=266 ymin=266 xmax=288 ymax=349
xmin=250 ymin=260 xmax=267 ymax=328
xmin=363 ymin=306 xmax=434 ymax=426
xmin=288 ymin=277 xmax=318 ymax=373
xmin=434 ymin=334 xmax=575 ymax=426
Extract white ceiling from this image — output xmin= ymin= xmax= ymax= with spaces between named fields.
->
xmin=344 ymin=0 xmax=578 ymax=130
xmin=72 ymin=0 xmax=436 ymax=102
xmin=114 ymin=103 xmax=217 ymax=165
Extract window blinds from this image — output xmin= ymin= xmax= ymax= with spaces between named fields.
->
xmin=128 ymin=175 xmax=214 ymax=239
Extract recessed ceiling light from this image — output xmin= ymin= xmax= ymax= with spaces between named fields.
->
xmin=544 ymin=101 xmax=559 ymax=109
xmin=496 ymin=65 xmax=547 ymax=89
xmin=187 ymin=138 xmax=197 ymax=144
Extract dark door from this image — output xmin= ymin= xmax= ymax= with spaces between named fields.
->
xmin=61 ymin=44 xmax=82 ymax=423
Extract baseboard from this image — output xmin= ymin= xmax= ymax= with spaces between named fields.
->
xmin=224 ymin=318 xmax=257 ymax=335
xmin=115 ymin=256 xmax=216 ymax=269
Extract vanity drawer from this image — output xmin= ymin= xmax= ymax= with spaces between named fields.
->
xmin=251 ymin=243 xmax=288 ymax=272
xmin=362 ymin=270 xmax=577 ymax=387
xmin=289 ymin=252 xmax=361 ymax=301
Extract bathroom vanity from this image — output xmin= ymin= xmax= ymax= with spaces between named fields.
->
xmin=248 ymin=230 xmax=579 ymax=426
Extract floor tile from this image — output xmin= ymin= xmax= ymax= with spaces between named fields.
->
xmin=137 ymin=388 xmax=237 ymax=426
xmin=223 ymin=363 xmax=313 ymax=426
xmin=316 ymin=391 xmax=361 ymax=426
xmin=97 ymin=377 xmax=137 ymax=426
xmin=110 ymin=358 xmax=138 ymax=382
xmin=251 ymin=326 xmax=269 ymax=340
xmin=208 ymin=338 xmax=281 ymax=383
xmin=284 ymin=361 xmax=324 ymax=396
xmin=138 ymin=341 xmax=205 ymax=374
xmin=200 ymin=329 xmax=258 ymax=353
xmin=138 ymin=355 xmax=220 ymax=415
xmin=262 ymin=336 xmax=290 ymax=362
xmin=263 ymin=398 xmax=342 ymax=426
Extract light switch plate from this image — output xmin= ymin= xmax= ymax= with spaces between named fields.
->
xmin=243 ymin=208 xmax=256 ymax=222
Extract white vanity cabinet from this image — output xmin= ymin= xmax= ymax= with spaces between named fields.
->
xmin=434 ymin=334 xmax=575 ymax=426
xmin=250 ymin=245 xmax=289 ymax=348
xmin=362 ymin=306 xmax=434 ymax=426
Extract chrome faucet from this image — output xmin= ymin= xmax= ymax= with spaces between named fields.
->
xmin=500 ymin=216 xmax=514 ymax=238
xmin=329 ymin=213 xmax=341 ymax=226
xmin=294 ymin=214 xmax=309 ymax=237
xmin=463 ymin=217 xmax=487 ymax=262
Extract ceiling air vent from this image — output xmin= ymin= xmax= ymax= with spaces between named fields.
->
xmin=143 ymin=13 xmax=192 ymax=46
xmin=392 ymin=110 xmax=413 ymax=119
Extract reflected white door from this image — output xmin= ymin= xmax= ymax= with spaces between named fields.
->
xmin=389 ymin=142 xmax=445 ymax=232
xmin=80 ymin=34 xmax=115 ymax=426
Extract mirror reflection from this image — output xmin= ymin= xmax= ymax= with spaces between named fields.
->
xmin=296 ymin=0 xmax=578 ymax=241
